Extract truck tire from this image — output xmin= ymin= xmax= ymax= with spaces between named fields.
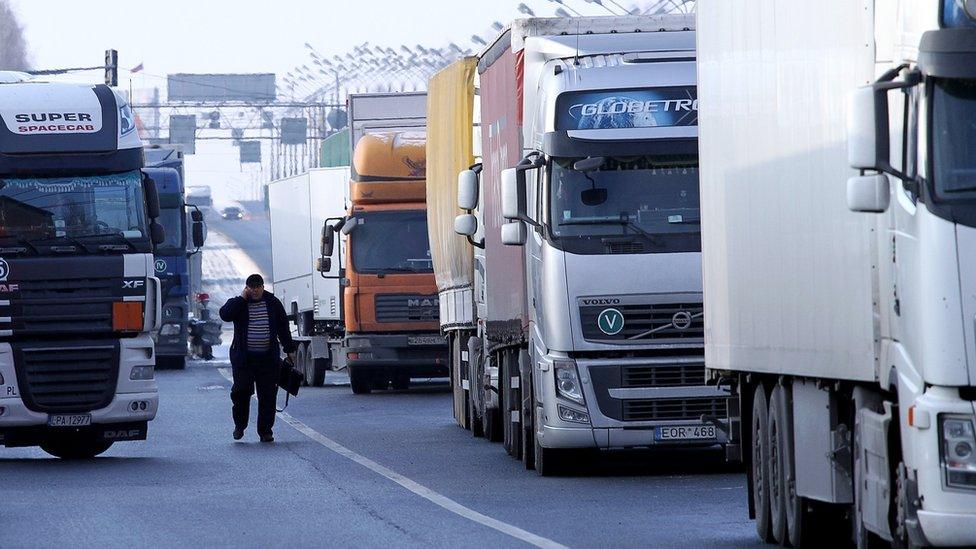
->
xmin=521 ymin=350 xmax=535 ymax=470
xmin=297 ymin=345 xmax=310 ymax=387
xmin=501 ymin=351 xmax=514 ymax=455
xmin=751 ymin=384 xmax=774 ymax=543
xmin=854 ymin=411 xmax=888 ymax=549
xmin=157 ymin=356 xmax=186 ymax=370
xmin=534 ymin=414 xmax=569 ymax=476
xmin=41 ymin=437 xmax=113 ymax=459
xmin=349 ymin=369 xmax=372 ymax=395
xmin=310 ymin=358 xmax=328 ymax=387
xmin=468 ymin=357 xmax=484 ymax=437
xmin=768 ymin=385 xmax=788 ymax=544
xmin=391 ymin=374 xmax=409 ymax=391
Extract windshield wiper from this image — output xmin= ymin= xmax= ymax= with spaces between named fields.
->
xmin=0 ymin=235 xmax=41 ymax=255
xmin=375 ymin=267 xmax=419 ymax=274
xmin=74 ymin=231 xmax=139 ymax=251
xmin=559 ymin=217 xmax=665 ymax=246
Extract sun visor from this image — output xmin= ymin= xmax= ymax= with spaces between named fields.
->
xmin=919 ymin=28 xmax=976 ymax=79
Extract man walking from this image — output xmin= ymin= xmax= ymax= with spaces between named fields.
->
xmin=219 ymin=274 xmax=297 ymax=442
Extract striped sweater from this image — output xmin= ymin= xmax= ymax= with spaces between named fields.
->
xmin=246 ymin=301 xmax=271 ymax=352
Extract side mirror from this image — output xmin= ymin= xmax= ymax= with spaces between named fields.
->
xmin=143 ymin=174 xmax=160 ymax=219
xmin=340 ymin=216 xmax=357 ymax=235
xmin=501 ymin=221 xmax=527 ymax=246
xmin=501 ymin=168 xmax=523 ymax=220
xmin=190 ymin=209 xmax=203 ymax=223
xmin=458 ymin=170 xmax=479 ymax=210
xmin=316 ymin=257 xmax=332 ymax=273
xmin=150 ymin=221 xmax=165 ymax=245
xmin=454 ymin=214 xmax=478 ymax=236
xmin=321 ymin=223 xmax=335 ymax=256
xmin=847 ymin=86 xmax=888 ymax=172
xmin=847 ymin=174 xmax=890 ymax=213
xmin=191 ymin=221 xmax=205 ymax=248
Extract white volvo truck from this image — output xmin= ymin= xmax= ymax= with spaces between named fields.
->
xmin=0 ymin=74 xmax=163 ymax=458
xmin=455 ymin=15 xmax=730 ymax=475
xmin=698 ymin=0 xmax=976 ymax=545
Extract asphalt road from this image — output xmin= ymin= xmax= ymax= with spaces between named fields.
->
xmin=0 ymin=208 xmax=760 ymax=548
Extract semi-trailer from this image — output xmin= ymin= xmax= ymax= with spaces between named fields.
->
xmin=0 ymin=74 xmax=164 ymax=458
xmin=448 ymin=15 xmax=729 ymax=475
xmin=269 ymin=167 xmax=349 ymax=386
xmin=698 ymin=0 xmax=976 ymax=545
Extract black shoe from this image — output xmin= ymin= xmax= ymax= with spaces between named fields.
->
xmin=259 ymin=434 xmax=274 ymax=443
xmin=233 ymin=428 xmax=244 ymax=440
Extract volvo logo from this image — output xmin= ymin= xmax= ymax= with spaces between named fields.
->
xmin=672 ymin=311 xmax=693 ymax=330
xmin=582 ymin=298 xmax=620 ymax=306
xmin=597 ymin=308 xmax=625 ymax=336
xmin=0 ymin=258 xmax=8 ymax=281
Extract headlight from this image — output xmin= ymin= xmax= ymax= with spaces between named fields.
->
xmin=553 ymin=360 xmax=584 ymax=405
xmin=940 ymin=415 xmax=976 ymax=489
xmin=159 ymin=323 xmax=181 ymax=336
xmin=558 ymin=404 xmax=590 ymax=424
xmin=130 ymin=365 xmax=154 ymax=380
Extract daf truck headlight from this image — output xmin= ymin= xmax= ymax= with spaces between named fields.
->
xmin=554 ymin=360 xmax=585 ymax=405
xmin=130 ymin=365 xmax=155 ymax=380
xmin=940 ymin=415 xmax=976 ymax=489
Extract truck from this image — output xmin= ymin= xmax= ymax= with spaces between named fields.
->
xmin=185 ymin=185 xmax=212 ymax=210
xmin=269 ymin=168 xmax=349 ymax=386
xmin=144 ymin=145 xmax=206 ymax=369
xmin=319 ymin=92 xmax=448 ymax=394
xmin=451 ymin=15 xmax=727 ymax=475
xmin=697 ymin=0 xmax=976 ymax=545
xmin=0 ymin=75 xmax=164 ymax=458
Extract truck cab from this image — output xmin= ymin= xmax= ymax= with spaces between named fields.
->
xmin=330 ymin=132 xmax=447 ymax=393
xmin=0 ymin=77 xmax=163 ymax=458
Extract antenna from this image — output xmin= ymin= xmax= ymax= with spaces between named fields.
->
xmin=574 ymin=19 xmax=581 ymax=67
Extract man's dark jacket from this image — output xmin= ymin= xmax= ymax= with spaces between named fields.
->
xmin=219 ymin=291 xmax=297 ymax=368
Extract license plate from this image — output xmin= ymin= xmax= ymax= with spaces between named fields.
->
xmin=655 ymin=424 xmax=716 ymax=442
xmin=48 ymin=414 xmax=92 ymax=427
xmin=407 ymin=336 xmax=442 ymax=346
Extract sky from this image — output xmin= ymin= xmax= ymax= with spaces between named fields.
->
xmin=6 ymin=0 xmax=657 ymax=204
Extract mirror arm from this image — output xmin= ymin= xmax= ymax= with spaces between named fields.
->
xmin=466 ymin=235 xmax=485 ymax=249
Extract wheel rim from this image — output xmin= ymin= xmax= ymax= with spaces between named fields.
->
xmin=753 ymin=406 xmax=765 ymax=512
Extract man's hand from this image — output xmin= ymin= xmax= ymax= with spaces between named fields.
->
xmin=241 ymin=286 xmax=252 ymax=299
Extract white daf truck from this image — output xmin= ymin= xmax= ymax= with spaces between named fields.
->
xmin=269 ymin=167 xmax=349 ymax=386
xmin=698 ymin=0 xmax=976 ymax=545
xmin=0 ymin=74 xmax=163 ymax=459
xmin=455 ymin=15 xmax=729 ymax=475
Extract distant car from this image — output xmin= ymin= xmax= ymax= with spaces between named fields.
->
xmin=221 ymin=206 xmax=244 ymax=220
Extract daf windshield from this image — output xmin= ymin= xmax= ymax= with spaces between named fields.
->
xmin=548 ymin=155 xmax=700 ymax=253
xmin=932 ymin=79 xmax=976 ymax=202
xmin=350 ymin=210 xmax=433 ymax=274
xmin=0 ymin=170 xmax=149 ymax=251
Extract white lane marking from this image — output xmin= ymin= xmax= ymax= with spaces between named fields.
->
xmin=218 ymin=368 xmax=566 ymax=549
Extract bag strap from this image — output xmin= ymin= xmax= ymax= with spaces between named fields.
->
xmin=276 ymin=391 xmax=290 ymax=413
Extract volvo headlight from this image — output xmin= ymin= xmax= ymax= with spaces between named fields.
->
xmin=940 ymin=415 xmax=976 ymax=489
xmin=130 ymin=365 xmax=155 ymax=380
xmin=553 ymin=360 xmax=584 ymax=405
xmin=159 ymin=323 xmax=181 ymax=336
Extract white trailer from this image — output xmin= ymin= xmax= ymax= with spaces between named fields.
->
xmin=269 ymin=167 xmax=349 ymax=386
xmin=698 ymin=0 xmax=976 ymax=545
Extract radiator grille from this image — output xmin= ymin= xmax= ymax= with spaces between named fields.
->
xmin=4 ymin=278 xmax=120 ymax=334
xmin=374 ymin=294 xmax=439 ymax=323
xmin=622 ymin=397 xmax=724 ymax=422
xmin=17 ymin=345 xmax=118 ymax=412
xmin=580 ymin=302 xmax=703 ymax=341
xmin=622 ymin=363 xmax=705 ymax=387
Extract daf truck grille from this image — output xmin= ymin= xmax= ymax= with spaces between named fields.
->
xmin=622 ymin=363 xmax=705 ymax=387
xmin=3 ymin=277 xmax=118 ymax=335
xmin=621 ymin=397 xmax=724 ymax=422
xmin=13 ymin=343 xmax=119 ymax=412
xmin=374 ymin=294 xmax=439 ymax=323
xmin=579 ymin=302 xmax=703 ymax=341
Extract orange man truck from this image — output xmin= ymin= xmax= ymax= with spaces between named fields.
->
xmin=320 ymin=93 xmax=447 ymax=394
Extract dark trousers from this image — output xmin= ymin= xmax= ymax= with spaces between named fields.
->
xmin=231 ymin=353 xmax=279 ymax=436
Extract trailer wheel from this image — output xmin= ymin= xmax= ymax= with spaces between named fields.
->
xmin=510 ymin=350 xmax=524 ymax=461
xmin=310 ymin=358 xmax=328 ymax=387
xmin=768 ymin=384 xmax=788 ymax=544
xmin=751 ymin=383 xmax=774 ymax=542
xmin=349 ymin=369 xmax=372 ymax=395
xmin=41 ymin=437 xmax=113 ymax=459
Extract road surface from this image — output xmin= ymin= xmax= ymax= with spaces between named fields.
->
xmin=0 ymin=212 xmax=759 ymax=548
